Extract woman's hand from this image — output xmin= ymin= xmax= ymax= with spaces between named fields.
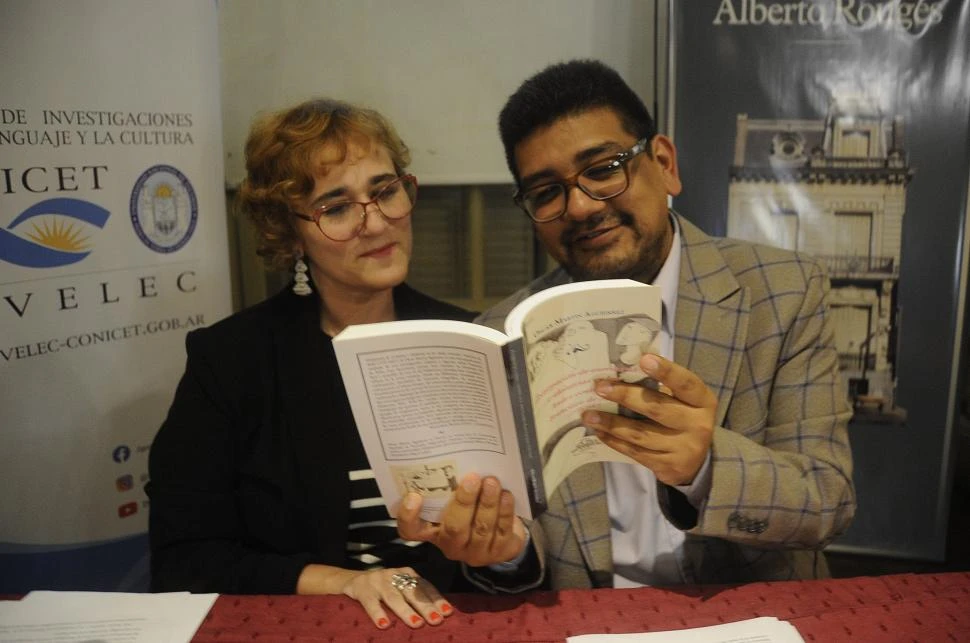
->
xmin=297 ymin=564 xmax=453 ymax=629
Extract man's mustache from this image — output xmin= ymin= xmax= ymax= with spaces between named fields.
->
xmin=560 ymin=211 xmax=635 ymax=246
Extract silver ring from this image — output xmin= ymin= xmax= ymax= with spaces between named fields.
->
xmin=390 ymin=572 xmax=419 ymax=591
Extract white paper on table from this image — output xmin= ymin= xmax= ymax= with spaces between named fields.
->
xmin=0 ymin=591 xmax=217 ymax=643
xmin=566 ymin=616 xmax=804 ymax=643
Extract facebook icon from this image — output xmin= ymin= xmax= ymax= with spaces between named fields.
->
xmin=112 ymin=445 xmax=131 ymax=463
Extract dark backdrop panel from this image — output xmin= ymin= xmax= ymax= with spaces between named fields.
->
xmin=671 ymin=0 xmax=970 ymax=559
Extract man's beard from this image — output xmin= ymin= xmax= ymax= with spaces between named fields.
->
xmin=559 ymin=210 xmax=669 ymax=282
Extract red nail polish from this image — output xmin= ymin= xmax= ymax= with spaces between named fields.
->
xmin=410 ymin=614 xmax=422 ymax=625
xmin=377 ymin=618 xmax=389 ymax=628
xmin=429 ymin=611 xmax=441 ymax=621
xmin=440 ymin=602 xmax=453 ymax=614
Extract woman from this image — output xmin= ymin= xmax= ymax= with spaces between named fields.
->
xmin=147 ymin=99 xmax=475 ymax=630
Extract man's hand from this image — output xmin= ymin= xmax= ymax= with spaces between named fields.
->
xmin=582 ymin=353 xmax=717 ymax=486
xmin=396 ymin=473 xmax=527 ymax=567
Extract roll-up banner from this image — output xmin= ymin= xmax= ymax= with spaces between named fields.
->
xmin=671 ymin=1 xmax=970 ymax=558
xmin=0 ymin=0 xmax=232 ymax=591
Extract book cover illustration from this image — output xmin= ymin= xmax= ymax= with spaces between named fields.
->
xmin=522 ymin=313 xmax=662 ymax=491
xmin=507 ymin=282 xmax=663 ymax=495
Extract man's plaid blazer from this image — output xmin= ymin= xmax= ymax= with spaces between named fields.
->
xmin=469 ymin=212 xmax=855 ymax=590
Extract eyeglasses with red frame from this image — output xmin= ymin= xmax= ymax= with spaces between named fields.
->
xmin=293 ymin=174 xmax=418 ymax=241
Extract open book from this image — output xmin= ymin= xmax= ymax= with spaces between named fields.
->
xmin=333 ymin=279 xmax=662 ymax=522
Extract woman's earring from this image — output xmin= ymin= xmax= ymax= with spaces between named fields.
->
xmin=292 ymin=255 xmax=312 ymax=296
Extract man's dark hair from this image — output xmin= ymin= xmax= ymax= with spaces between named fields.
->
xmin=499 ymin=59 xmax=657 ymax=184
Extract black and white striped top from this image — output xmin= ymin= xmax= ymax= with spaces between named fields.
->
xmin=344 ymin=449 xmax=426 ymax=571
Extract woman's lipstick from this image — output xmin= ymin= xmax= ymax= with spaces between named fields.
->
xmin=361 ymin=242 xmax=396 ymax=258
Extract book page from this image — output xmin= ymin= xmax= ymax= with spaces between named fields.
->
xmin=566 ymin=616 xmax=804 ymax=642
xmin=505 ymin=280 xmax=663 ymax=494
xmin=358 ymin=347 xmax=506 ymax=459
xmin=0 ymin=591 xmax=217 ymax=643
xmin=334 ymin=322 xmax=533 ymax=522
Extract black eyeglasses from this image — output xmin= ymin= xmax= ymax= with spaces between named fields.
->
xmin=293 ymin=174 xmax=417 ymax=241
xmin=513 ymin=138 xmax=648 ymax=223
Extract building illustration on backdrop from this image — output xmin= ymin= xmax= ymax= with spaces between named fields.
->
xmin=726 ymin=97 xmax=910 ymax=424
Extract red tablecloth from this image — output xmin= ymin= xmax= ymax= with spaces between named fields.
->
xmin=193 ymin=571 xmax=970 ymax=642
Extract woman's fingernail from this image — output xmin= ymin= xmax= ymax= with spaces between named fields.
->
xmin=429 ymin=611 xmax=441 ymax=622
xmin=584 ymin=410 xmax=601 ymax=426
xmin=404 ymin=492 xmax=420 ymax=510
xmin=410 ymin=614 xmax=422 ymax=625
xmin=595 ymin=381 xmax=613 ymax=396
xmin=440 ymin=602 xmax=453 ymax=614
xmin=377 ymin=617 xmax=389 ymax=628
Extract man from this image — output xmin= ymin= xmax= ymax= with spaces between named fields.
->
xmin=398 ymin=59 xmax=855 ymax=590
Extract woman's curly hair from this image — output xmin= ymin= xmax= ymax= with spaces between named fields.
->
xmin=236 ymin=98 xmax=411 ymax=270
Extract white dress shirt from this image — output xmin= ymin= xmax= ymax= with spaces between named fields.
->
xmin=606 ymin=215 xmax=713 ymax=587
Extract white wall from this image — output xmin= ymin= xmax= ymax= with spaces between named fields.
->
xmin=219 ymin=0 xmax=658 ymax=186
